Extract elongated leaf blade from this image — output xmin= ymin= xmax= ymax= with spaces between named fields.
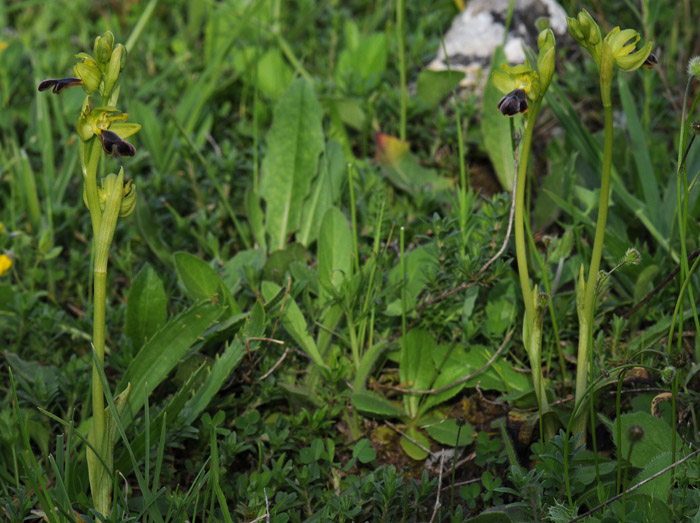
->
xmin=297 ymin=141 xmax=346 ymax=246
xmin=351 ymin=391 xmax=405 ymax=418
xmin=317 ymin=207 xmax=352 ymax=301
xmin=125 ymin=264 xmax=167 ymax=347
xmin=260 ymin=78 xmax=324 ymax=250
xmin=117 ymin=302 xmax=224 ymax=427
xmin=261 ymin=281 xmax=324 ymax=366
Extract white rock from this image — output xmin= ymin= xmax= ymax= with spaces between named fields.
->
xmin=428 ymin=0 xmax=568 ymax=88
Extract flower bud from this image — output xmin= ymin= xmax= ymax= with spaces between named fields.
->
xmin=688 ymin=56 xmax=700 ymax=79
xmin=622 ymin=248 xmax=641 ymax=265
xmin=74 ymin=53 xmax=101 ymax=94
xmin=537 ymin=29 xmax=556 ymax=91
xmin=660 ymin=365 xmax=676 ymax=384
xmin=94 ymin=31 xmax=115 ymax=66
xmin=627 ymin=424 xmax=644 ymax=443
xmin=103 ymin=44 xmax=126 ymax=97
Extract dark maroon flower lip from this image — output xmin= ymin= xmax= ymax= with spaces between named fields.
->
xmin=100 ymin=129 xmax=136 ymax=157
xmin=37 ymin=77 xmax=83 ymax=94
xmin=497 ymin=88 xmax=529 ymax=116
xmin=643 ymin=52 xmax=658 ymax=69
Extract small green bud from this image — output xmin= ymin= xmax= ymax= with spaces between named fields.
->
xmin=537 ymin=292 xmax=549 ymax=309
xmin=568 ymin=10 xmax=602 ymax=66
xmin=688 ymin=56 xmax=700 ymax=79
xmin=660 ymin=366 xmax=676 ymax=384
xmin=98 ymin=169 xmax=136 ymax=217
xmin=77 ymin=98 xmax=96 ymax=141
xmin=622 ymin=248 xmax=641 ymax=265
xmin=94 ymin=31 xmax=115 ymax=66
xmin=537 ymin=30 xmax=556 ymax=91
xmin=103 ymin=44 xmax=126 ymax=97
xmin=74 ymin=53 xmax=101 ymax=94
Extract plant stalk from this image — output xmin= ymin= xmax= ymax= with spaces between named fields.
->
xmin=573 ymin=87 xmax=614 ymax=441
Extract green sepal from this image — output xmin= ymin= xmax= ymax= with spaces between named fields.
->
xmin=616 ymin=41 xmax=653 ymax=71
xmin=108 ymin=121 xmax=141 ymax=139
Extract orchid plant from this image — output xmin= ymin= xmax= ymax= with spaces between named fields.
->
xmin=39 ymin=31 xmax=140 ymax=516
xmin=566 ymin=9 xmax=654 ymax=442
xmin=493 ymin=28 xmax=556 ymax=437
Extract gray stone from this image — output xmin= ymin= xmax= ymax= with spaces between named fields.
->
xmin=428 ymin=0 xmax=568 ymax=89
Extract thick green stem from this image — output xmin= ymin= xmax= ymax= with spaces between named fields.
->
xmin=87 ymin=166 xmax=124 ymax=517
xmin=513 ymin=101 xmax=552 ymax=435
xmin=573 ymin=87 xmax=614 ymax=440
xmin=514 ymin=104 xmax=540 ymax=325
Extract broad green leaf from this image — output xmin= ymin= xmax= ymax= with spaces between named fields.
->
xmin=612 ymin=412 xmax=684 ymax=500
xmin=261 ymin=281 xmax=324 ymax=367
xmin=481 ymin=47 xmax=515 ymax=191
xmin=421 ymin=344 xmax=530 ymax=413
xmin=256 ymin=48 xmax=293 ymax=100
xmin=117 ymin=302 xmax=224 ymax=428
xmin=125 ymin=264 xmax=167 ymax=348
xmin=423 ymin=418 xmax=475 ymax=447
xmin=174 ymin=251 xmax=240 ymax=315
xmin=351 ymin=391 xmax=406 ymax=418
xmin=416 ymin=69 xmax=465 ymax=109
xmin=173 ymin=252 xmax=221 ymax=300
xmin=324 ymin=98 xmax=366 ymax=131
xmin=399 ymin=329 xmax=437 ymax=418
xmin=631 ymin=452 xmax=672 ymax=499
xmin=399 ymin=427 xmax=430 ymax=460
xmin=336 ymin=32 xmax=387 ymax=93
xmin=375 ymin=134 xmax=452 ymax=195
xmin=352 ymin=438 xmax=377 ymax=464
xmin=260 ymin=78 xmax=324 ymax=250
xmin=317 ymin=207 xmax=352 ymax=300
xmin=298 ymin=141 xmax=346 ymax=246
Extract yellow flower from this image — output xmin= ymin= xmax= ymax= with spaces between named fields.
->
xmin=0 ymin=42 xmax=7 ymax=52
xmin=0 ymin=254 xmax=12 ymax=276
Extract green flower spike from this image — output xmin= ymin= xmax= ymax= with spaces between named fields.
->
xmin=567 ymin=9 xmax=603 ymax=66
